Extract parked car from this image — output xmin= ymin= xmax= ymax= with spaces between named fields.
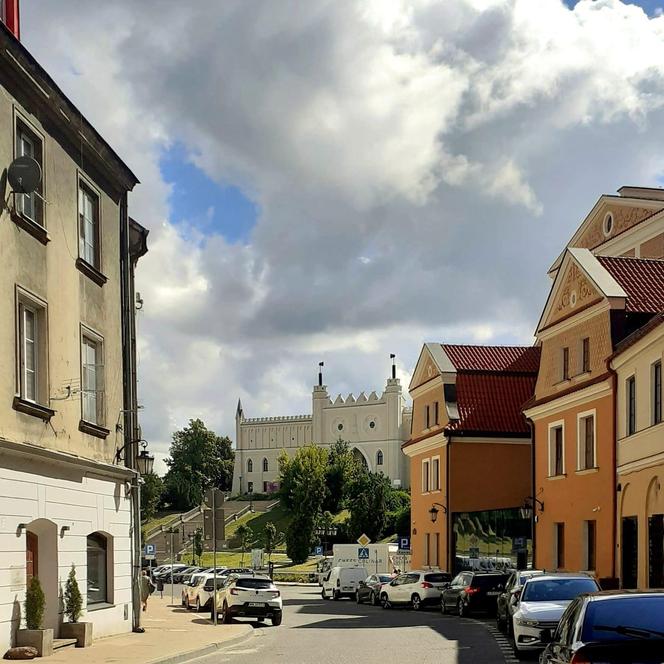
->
xmin=496 ymin=569 xmax=544 ymax=633
xmin=213 ymin=574 xmax=283 ymax=626
xmin=153 ymin=563 xmax=188 ymax=581
xmin=539 ymin=590 xmax=664 ymax=663
xmin=184 ymin=573 xmax=228 ymax=612
xmin=180 ymin=566 xmax=204 ymax=584
xmin=441 ymin=571 xmax=509 ymax=617
xmin=356 ymin=574 xmax=395 ymax=606
xmin=511 ymin=573 xmax=600 ymax=659
xmin=321 ymin=566 xmax=367 ymax=600
xmin=181 ymin=573 xmax=208 ymax=609
xmin=381 ymin=570 xmax=452 ymax=610
xmin=172 ymin=566 xmax=199 ymax=583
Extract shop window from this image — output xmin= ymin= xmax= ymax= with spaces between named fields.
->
xmin=87 ymin=533 xmax=109 ymax=604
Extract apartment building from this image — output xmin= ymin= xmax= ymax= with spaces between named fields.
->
xmin=404 ymin=344 xmax=539 ymax=573
xmin=0 ymin=10 xmax=147 ymax=650
xmin=525 ymin=186 xmax=664 ymax=586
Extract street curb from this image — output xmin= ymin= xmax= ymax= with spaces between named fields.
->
xmin=144 ymin=625 xmax=254 ymax=664
xmin=274 ymin=582 xmax=318 ymax=587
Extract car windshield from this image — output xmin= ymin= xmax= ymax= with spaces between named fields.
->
xmin=378 ymin=575 xmax=393 ymax=583
xmin=235 ymin=578 xmax=273 ymax=589
xmin=522 ymin=578 xmax=598 ymax=602
xmin=425 ymin=573 xmax=450 ymax=583
xmin=582 ymin=597 xmax=664 ymax=642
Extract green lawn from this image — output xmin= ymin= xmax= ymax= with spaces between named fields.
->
xmin=143 ymin=511 xmax=180 ymax=536
xmin=224 ymin=504 xmax=292 ymax=547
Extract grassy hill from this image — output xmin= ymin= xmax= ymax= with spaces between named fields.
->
xmin=225 ymin=504 xmax=291 ymax=548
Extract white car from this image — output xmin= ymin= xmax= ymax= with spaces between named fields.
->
xmin=511 ymin=574 xmax=600 ymax=658
xmin=321 ymin=566 xmax=367 ymax=600
xmin=381 ymin=570 xmax=451 ymax=610
xmin=181 ymin=573 xmax=208 ymax=610
xmin=183 ymin=573 xmax=226 ymax=612
xmin=213 ymin=574 xmax=282 ymax=625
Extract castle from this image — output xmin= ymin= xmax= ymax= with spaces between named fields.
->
xmin=232 ymin=365 xmax=412 ymax=494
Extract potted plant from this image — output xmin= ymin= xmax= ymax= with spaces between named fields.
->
xmin=60 ymin=565 xmax=92 ymax=647
xmin=16 ymin=576 xmax=53 ymax=657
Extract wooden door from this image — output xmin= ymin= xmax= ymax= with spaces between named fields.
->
xmin=26 ymin=531 xmax=38 ymax=582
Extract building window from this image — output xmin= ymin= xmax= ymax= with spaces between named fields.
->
xmin=78 ymin=181 xmax=101 ymax=269
xmin=16 ymin=291 xmax=47 ymax=405
xmin=584 ymin=520 xmax=596 ymax=571
xmin=247 ymin=458 xmax=253 ymax=473
xmin=431 ymin=457 xmax=440 ymax=491
xmin=549 ymin=424 xmax=564 ymax=477
xmin=263 ymin=481 xmax=269 ymax=493
xmin=561 ymin=347 xmax=570 ymax=381
xmin=15 ymin=120 xmax=44 ymax=226
xmin=376 ymin=450 xmax=384 ymax=466
xmin=653 ymin=361 xmax=662 ymax=426
xmin=87 ymin=533 xmax=108 ymax=605
xmin=422 ymin=459 xmax=430 ymax=493
xmin=425 ymin=405 xmax=430 ymax=429
xmin=434 ymin=401 xmax=439 ymax=426
xmin=262 ymin=457 xmax=268 ymax=472
xmin=603 ymin=212 xmax=613 ymax=237
xmin=627 ymin=375 xmax=636 ymax=436
xmin=81 ymin=333 xmax=104 ymax=425
xmin=578 ymin=413 xmax=595 ymax=470
xmin=581 ymin=338 xmax=590 ymax=374
xmin=247 ymin=481 xmax=253 ymax=493
xmin=555 ymin=522 xmax=565 ymax=569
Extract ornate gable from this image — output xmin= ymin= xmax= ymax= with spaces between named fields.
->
xmin=409 ymin=347 xmax=442 ymax=391
xmin=575 ymin=204 xmax=659 ymax=252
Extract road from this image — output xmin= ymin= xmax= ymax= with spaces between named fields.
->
xmin=191 ymin=585 xmax=512 ymax=664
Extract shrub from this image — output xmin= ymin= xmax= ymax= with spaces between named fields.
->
xmin=25 ymin=577 xmax=45 ymax=630
xmin=286 ymin=516 xmax=313 ymax=564
xmin=64 ymin=565 xmax=83 ymax=623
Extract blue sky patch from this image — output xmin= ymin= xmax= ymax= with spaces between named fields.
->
xmin=564 ymin=0 xmax=663 ymax=14
xmin=160 ymin=143 xmax=258 ymax=244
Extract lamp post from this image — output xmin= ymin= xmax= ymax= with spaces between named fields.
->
xmin=164 ymin=525 xmax=179 ymax=605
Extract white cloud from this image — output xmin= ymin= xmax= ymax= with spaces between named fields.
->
xmin=19 ymin=0 xmax=664 ymax=470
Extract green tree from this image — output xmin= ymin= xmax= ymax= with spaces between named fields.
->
xmin=25 ymin=576 xmax=45 ymax=630
xmin=324 ymin=439 xmax=361 ymax=513
xmin=263 ymin=522 xmax=285 ymax=562
xmin=347 ymin=470 xmax=394 ymax=542
xmin=163 ymin=419 xmax=235 ymax=510
xmin=63 ymin=565 xmax=83 ymax=623
xmin=140 ymin=472 xmax=164 ymax=522
xmin=192 ymin=528 xmax=204 ymax=565
xmin=286 ymin=515 xmax=314 ymax=564
xmin=236 ymin=524 xmax=255 ymax=566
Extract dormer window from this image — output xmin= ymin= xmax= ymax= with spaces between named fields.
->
xmin=603 ymin=212 xmax=614 ymax=237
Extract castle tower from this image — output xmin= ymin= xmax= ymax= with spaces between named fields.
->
xmin=312 ymin=361 xmax=329 ymax=443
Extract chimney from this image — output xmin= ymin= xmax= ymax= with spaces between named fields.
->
xmin=1 ymin=0 xmax=20 ymax=40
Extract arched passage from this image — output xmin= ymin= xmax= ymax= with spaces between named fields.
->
xmin=352 ymin=447 xmax=369 ymax=471
xmin=25 ymin=519 xmax=58 ymax=631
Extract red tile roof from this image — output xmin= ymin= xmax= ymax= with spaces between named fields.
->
xmin=441 ymin=344 xmax=541 ymax=373
xmin=597 ymin=256 xmax=664 ymax=314
xmin=446 ymin=373 xmax=537 ymax=435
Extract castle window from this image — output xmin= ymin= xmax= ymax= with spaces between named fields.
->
xmin=369 ymin=420 xmax=376 ymax=429
xmin=262 ymin=458 xmax=268 ymax=472
xmin=337 ymin=423 xmax=343 ymax=431
xmin=376 ymin=450 xmax=383 ymax=466
xmin=247 ymin=458 xmax=253 ymax=473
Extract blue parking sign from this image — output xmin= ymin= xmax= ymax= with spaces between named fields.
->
xmin=398 ymin=536 xmax=410 ymax=551
xmin=358 ymin=547 xmax=369 ymax=560
xmin=315 ymin=546 xmax=323 ymax=556
xmin=144 ymin=544 xmax=156 ymax=555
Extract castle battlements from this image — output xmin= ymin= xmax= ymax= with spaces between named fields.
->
xmin=242 ymin=414 xmax=312 ymax=424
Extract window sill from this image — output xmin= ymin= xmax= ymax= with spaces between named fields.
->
xmin=12 ymin=396 xmax=55 ymax=421
xmin=576 ymin=467 xmax=599 ymax=475
xmin=11 ymin=211 xmax=50 ymax=245
xmin=76 ymin=258 xmax=107 ymax=287
xmin=547 ymin=474 xmax=567 ymax=481
xmin=86 ymin=602 xmax=114 ymax=612
xmin=79 ymin=420 xmax=110 ymax=439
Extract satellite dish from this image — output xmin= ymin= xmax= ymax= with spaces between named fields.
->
xmin=8 ymin=156 xmax=42 ymax=194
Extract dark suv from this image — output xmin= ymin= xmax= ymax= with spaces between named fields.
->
xmin=441 ymin=571 xmax=509 ymax=617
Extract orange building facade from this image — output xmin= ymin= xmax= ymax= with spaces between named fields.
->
xmin=525 ymin=186 xmax=664 ymax=587
xmin=405 ymin=344 xmax=539 ymax=573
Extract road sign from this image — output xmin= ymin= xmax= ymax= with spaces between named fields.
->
xmin=358 ymin=547 xmax=370 ymax=560
xmin=144 ymin=543 xmax=156 ymax=560
xmin=251 ymin=548 xmax=263 ymax=569
xmin=314 ymin=546 xmax=323 ymax=556
xmin=357 ymin=533 xmax=371 ymax=547
xmin=398 ymin=536 xmax=410 ymax=552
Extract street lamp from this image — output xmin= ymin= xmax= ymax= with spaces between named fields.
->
xmin=136 ymin=441 xmax=155 ymax=476
xmin=429 ymin=502 xmax=447 ymax=523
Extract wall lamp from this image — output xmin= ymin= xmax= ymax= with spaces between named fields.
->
xmin=524 ymin=496 xmax=544 ymax=513
xmin=16 ymin=523 xmax=27 ymax=535
xmin=115 ymin=438 xmax=155 ymax=476
xmin=60 ymin=525 xmax=71 ymax=537
xmin=429 ymin=502 xmax=447 ymax=523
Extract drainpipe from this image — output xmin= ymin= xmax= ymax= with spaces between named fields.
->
xmin=445 ymin=431 xmax=451 ymax=573
xmin=527 ymin=418 xmax=536 ymax=567
xmin=607 ymin=362 xmax=618 ymax=585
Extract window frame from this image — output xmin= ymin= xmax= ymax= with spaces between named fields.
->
xmin=626 ymin=375 xmax=637 ymax=436
xmin=434 ymin=401 xmax=439 ymax=426
xmin=554 ymin=522 xmax=565 ymax=569
xmin=576 ymin=409 xmax=596 ymax=471
xmin=431 ymin=455 xmax=440 ymax=492
xmin=376 ymin=449 xmax=384 ymax=466
xmin=652 ymin=361 xmax=662 ymax=426
xmin=425 ymin=404 xmax=430 ymax=429
xmin=548 ymin=420 xmax=565 ymax=477
xmin=76 ymin=173 xmax=106 ymax=285
xmin=581 ymin=337 xmax=590 ymax=374
xmin=80 ymin=325 xmax=105 ymax=428
xmin=262 ymin=457 xmax=268 ymax=472
xmin=584 ymin=520 xmax=596 ymax=572
xmin=561 ymin=347 xmax=570 ymax=381
xmin=86 ymin=532 xmax=110 ymax=605
xmin=422 ymin=458 xmax=431 ymax=493
xmin=247 ymin=458 xmax=253 ymax=473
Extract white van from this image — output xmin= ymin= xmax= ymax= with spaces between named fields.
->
xmin=321 ymin=566 xmax=367 ymax=600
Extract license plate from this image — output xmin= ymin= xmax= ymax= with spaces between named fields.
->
xmin=487 ymin=591 xmax=499 ymax=596
xmin=249 ymin=602 xmax=265 ymax=607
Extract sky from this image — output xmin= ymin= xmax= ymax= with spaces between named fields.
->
xmin=20 ymin=0 xmax=664 ymax=473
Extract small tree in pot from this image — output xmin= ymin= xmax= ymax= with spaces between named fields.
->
xmin=16 ymin=577 xmax=53 ymax=657
xmin=60 ymin=566 xmax=92 ymax=647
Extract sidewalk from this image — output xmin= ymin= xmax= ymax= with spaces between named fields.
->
xmin=47 ymin=596 xmax=253 ymax=664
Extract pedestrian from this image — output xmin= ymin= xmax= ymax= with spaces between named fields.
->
xmin=140 ymin=569 xmax=154 ymax=612
xmin=156 ymin=576 xmax=164 ymax=599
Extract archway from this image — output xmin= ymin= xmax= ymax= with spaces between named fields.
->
xmin=352 ymin=447 xmax=369 ymax=471
xmin=25 ymin=519 xmax=58 ymax=632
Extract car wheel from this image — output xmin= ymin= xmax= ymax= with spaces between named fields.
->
xmin=380 ymin=593 xmax=390 ymax=609
xmin=511 ymin=634 xmax=525 ymax=660
xmin=506 ymin=617 xmax=513 ymax=637
xmin=370 ymin=591 xmax=378 ymax=606
xmin=411 ymin=594 xmax=422 ymax=611
xmin=272 ymin=611 xmax=283 ymax=626
xmin=222 ymin=602 xmax=232 ymax=624
xmin=441 ymin=598 xmax=448 ymax=614
xmin=355 ymin=591 xmax=361 ymax=604
xmin=256 ymin=617 xmax=264 ymax=623
xmin=333 ymin=589 xmax=340 ymax=601
xmin=496 ymin=611 xmax=505 ymax=632
xmin=196 ymin=598 xmax=202 ymax=613
xmin=457 ymin=599 xmax=465 ymax=617
xmin=181 ymin=594 xmax=186 ymax=607
xmin=321 ymin=588 xmax=328 ymax=600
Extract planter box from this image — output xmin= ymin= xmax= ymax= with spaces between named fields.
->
xmin=60 ymin=621 xmax=92 ymax=647
xmin=16 ymin=628 xmax=54 ymax=657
